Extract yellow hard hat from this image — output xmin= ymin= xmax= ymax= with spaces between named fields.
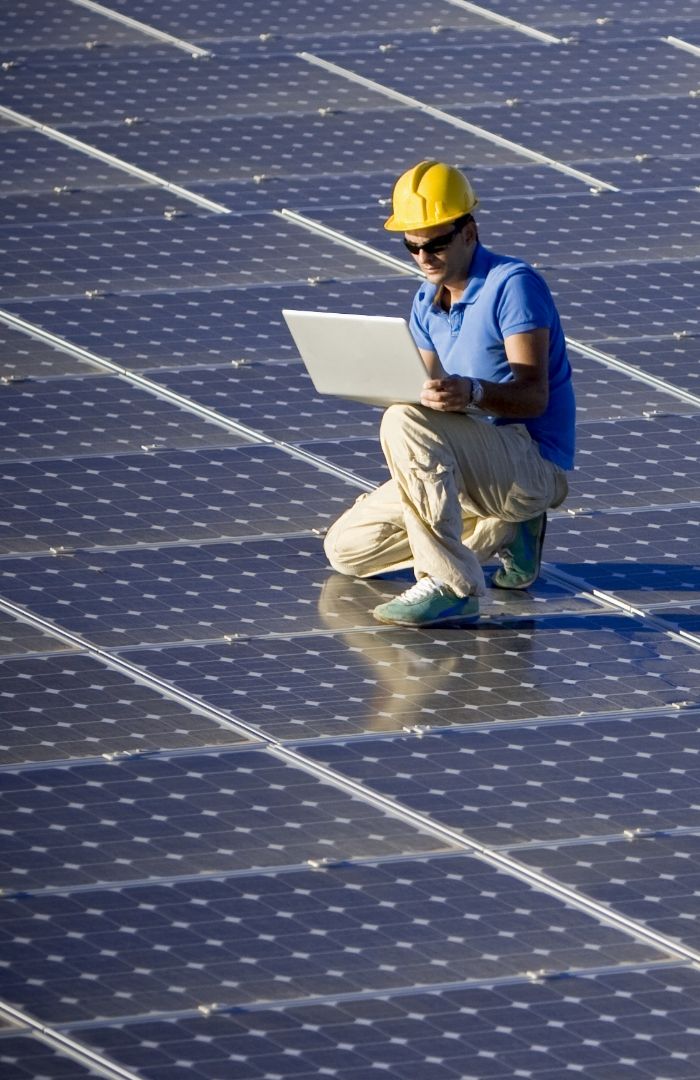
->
xmin=384 ymin=160 xmax=479 ymax=231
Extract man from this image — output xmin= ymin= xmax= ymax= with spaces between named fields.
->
xmin=324 ymin=160 xmax=575 ymax=627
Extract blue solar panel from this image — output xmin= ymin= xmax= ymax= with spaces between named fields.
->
xmin=648 ymin=603 xmax=700 ymax=639
xmin=571 ymin=153 xmax=700 ymax=193
xmin=0 ymin=748 xmax=443 ymax=892
xmin=600 ymin=339 xmax=700 ymax=396
xmin=0 ymin=214 xmax=405 ymax=303
xmin=518 ymin=833 xmax=700 ymax=947
xmin=0 ymin=0 xmax=153 ymax=50
xmin=548 ymin=260 xmax=700 ymax=340
xmin=314 ymin=35 xmax=700 ymax=109
xmin=187 ymin=161 xmax=589 ymax=219
xmin=569 ymin=415 xmax=700 ymax=511
xmin=547 ymin=507 xmax=700 ymax=607
xmin=3 ymin=278 xmax=420 ymax=367
xmin=71 ymin=968 xmax=700 ymax=1080
xmin=456 ymin=96 xmax=700 ymax=161
xmin=0 ymin=186 xmax=206 ymax=229
xmin=0 ymin=1034 xmax=105 ymax=1080
xmin=104 ymin=0 xmax=494 ymax=40
xmin=305 ymin=711 xmax=700 ymax=845
xmin=0 ymin=130 xmax=146 ymax=196
xmin=0 ymin=607 xmax=79 ymax=657
xmin=149 ymin=363 xmax=385 ymax=440
xmin=1 ymin=54 xmax=408 ymax=127
xmin=495 ymin=0 xmax=696 ymax=28
xmin=0 ymin=855 xmax=669 ymax=1024
xmin=0 ymin=445 xmax=363 ymax=553
xmin=0 ymin=375 xmax=251 ymax=461
xmin=0 ymin=536 xmax=599 ymax=647
xmin=0 ymin=652 xmax=247 ymax=766
xmin=296 ymin=191 xmax=700 ymax=266
xmin=0 ymin=322 xmax=93 ymax=377
xmin=53 ymin=110 xmax=526 ymax=186
xmin=119 ymin=615 xmax=700 ymax=740
xmin=2 ymin=1 xmax=700 ymax=1076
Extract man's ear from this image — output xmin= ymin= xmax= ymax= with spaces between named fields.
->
xmin=461 ymin=217 xmax=476 ymax=243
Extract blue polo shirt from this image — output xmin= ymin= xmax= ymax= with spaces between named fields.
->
xmin=409 ymin=243 xmax=575 ymax=470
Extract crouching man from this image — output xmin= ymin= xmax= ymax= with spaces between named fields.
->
xmin=325 ymin=160 xmax=575 ymax=628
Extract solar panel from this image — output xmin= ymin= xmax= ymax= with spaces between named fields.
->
xmin=1 ymin=0 xmax=699 ymax=1076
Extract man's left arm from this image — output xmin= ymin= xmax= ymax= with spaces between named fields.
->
xmin=419 ymin=327 xmax=550 ymax=418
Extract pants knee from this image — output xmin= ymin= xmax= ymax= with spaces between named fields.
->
xmin=323 ymin=520 xmax=362 ymax=577
xmin=379 ymin=402 xmax=422 ymax=448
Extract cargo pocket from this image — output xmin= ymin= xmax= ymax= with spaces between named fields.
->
xmin=405 ymin=462 xmax=458 ymax=528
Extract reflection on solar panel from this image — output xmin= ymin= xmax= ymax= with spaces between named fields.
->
xmin=1 ymin=1 xmax=700 ymax=1077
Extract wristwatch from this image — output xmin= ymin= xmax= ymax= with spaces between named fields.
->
xmin=470 ymin=378 xmax=484 ymax=407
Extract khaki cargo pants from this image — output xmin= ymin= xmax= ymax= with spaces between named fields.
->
xmin=324 ymin=403 xmax=568 ymax=598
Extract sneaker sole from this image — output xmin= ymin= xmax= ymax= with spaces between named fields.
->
xmin=373 ymin=610 xmax=479 ymax=627
xmin=491 ymin=514 xmax=547 ymax=591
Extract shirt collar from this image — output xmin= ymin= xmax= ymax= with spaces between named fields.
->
xmin=432 ymin=243 xmax=490 ymax=311
xmin=457 ymin=242 xmax=490 ymax=307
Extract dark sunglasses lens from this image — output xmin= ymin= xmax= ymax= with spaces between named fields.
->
xmin=403 ymin=228 xmax=456 ymax=256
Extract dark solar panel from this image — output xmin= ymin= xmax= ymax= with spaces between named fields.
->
xmin=1 ymin=1 xmax=699 ymax=1077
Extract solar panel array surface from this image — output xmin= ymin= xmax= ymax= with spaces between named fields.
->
xmin=1 ymin=1 xmax=700 ymax=1078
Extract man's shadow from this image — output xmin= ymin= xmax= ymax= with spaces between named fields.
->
xmin=548 ymin=560 xmax=700 ymax=601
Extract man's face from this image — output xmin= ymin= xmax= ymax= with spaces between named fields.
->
xmin=403 ymin=219 xmax=476 ymax=287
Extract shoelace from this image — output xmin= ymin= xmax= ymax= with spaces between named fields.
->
xmin=498 ymin=548 xmax=515 ymax=571
xmin=396 ymin=577 xmax=443 ymax=605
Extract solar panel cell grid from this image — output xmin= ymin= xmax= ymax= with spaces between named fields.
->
xmin=0 ymin=130 xmax=150 ymax=195
xmin=547 ymin=260 xmax=700 ymax=340
xmin=494 ymin=0 xmax=696 ymax=27
xmin=596 ymin=338 xmax=700 ymax=395
xmin=119 ymin=619 xmax=700 ymax=739
xmin=0 ymin=750 xmax=444 ymax=891
xmin=96 ymin=0 xmax=495 ymax=40
xmin=0 ymin=446 xmax=362 ymax=553
xmin=0 ymin=608 xmax=79 ymax=657
xmin=0 ymin=652 xmax=248 ymax=765
xmin=0 ymin=375 xmax=250 ymax=461
xmin=305 ymin=713 xmax=700 ymax=846
xmin=0 ymin=187 xmax=208 ymax=229
xmin=0 ymin=215 xmax=404 ymax=302
xmin=1 ymin=0 xmax=700 ymax=1076
xmin=547 ymin=508 xmax=700 ymax=606
xmin=0 ymin=0 xmax=154 ymax=49
xmin=455 ymin=96 xmax=700 ymax=161
xmin=188 ymin=162 xmax=588 ymax=216
xmin=71 ymin=974 xmax=700 ymax=1080
xmin=53 ymin=110 xmax=527 ymax=184
xmin=0 ymin=856 xmax=669 ymax=1024
xmin=517 ymin=835 xmax=700 ymax=946
xmin=1 ymin=56 xmax=408 ymax=127
xmin=0 ymin=1035 xmax=105 ymax=1080
xmin=301 ymin=193 xmax=700 ymax=266
xmin=313 ymin=37 xmax=700 ymax=107
xmin=2 ymin=278 xmax=421 ymax=367
xmin=0 ymin=323 xmax=95 ymax=378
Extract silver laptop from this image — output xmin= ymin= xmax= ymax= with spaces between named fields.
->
xmin=282 ymin=309 xmax=428 ymax=407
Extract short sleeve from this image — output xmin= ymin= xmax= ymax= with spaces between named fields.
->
xmin=409 ymin=293 xmax=435 ymax=351
xmin=496 ymin=268 xmax=554 ymax=338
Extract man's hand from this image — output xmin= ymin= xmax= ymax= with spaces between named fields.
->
xmin=420 ymin=375 xmax=473 ymax=412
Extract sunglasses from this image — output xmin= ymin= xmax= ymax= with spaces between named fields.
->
xmin=403 ymin=222 xmax=462 ymax=256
